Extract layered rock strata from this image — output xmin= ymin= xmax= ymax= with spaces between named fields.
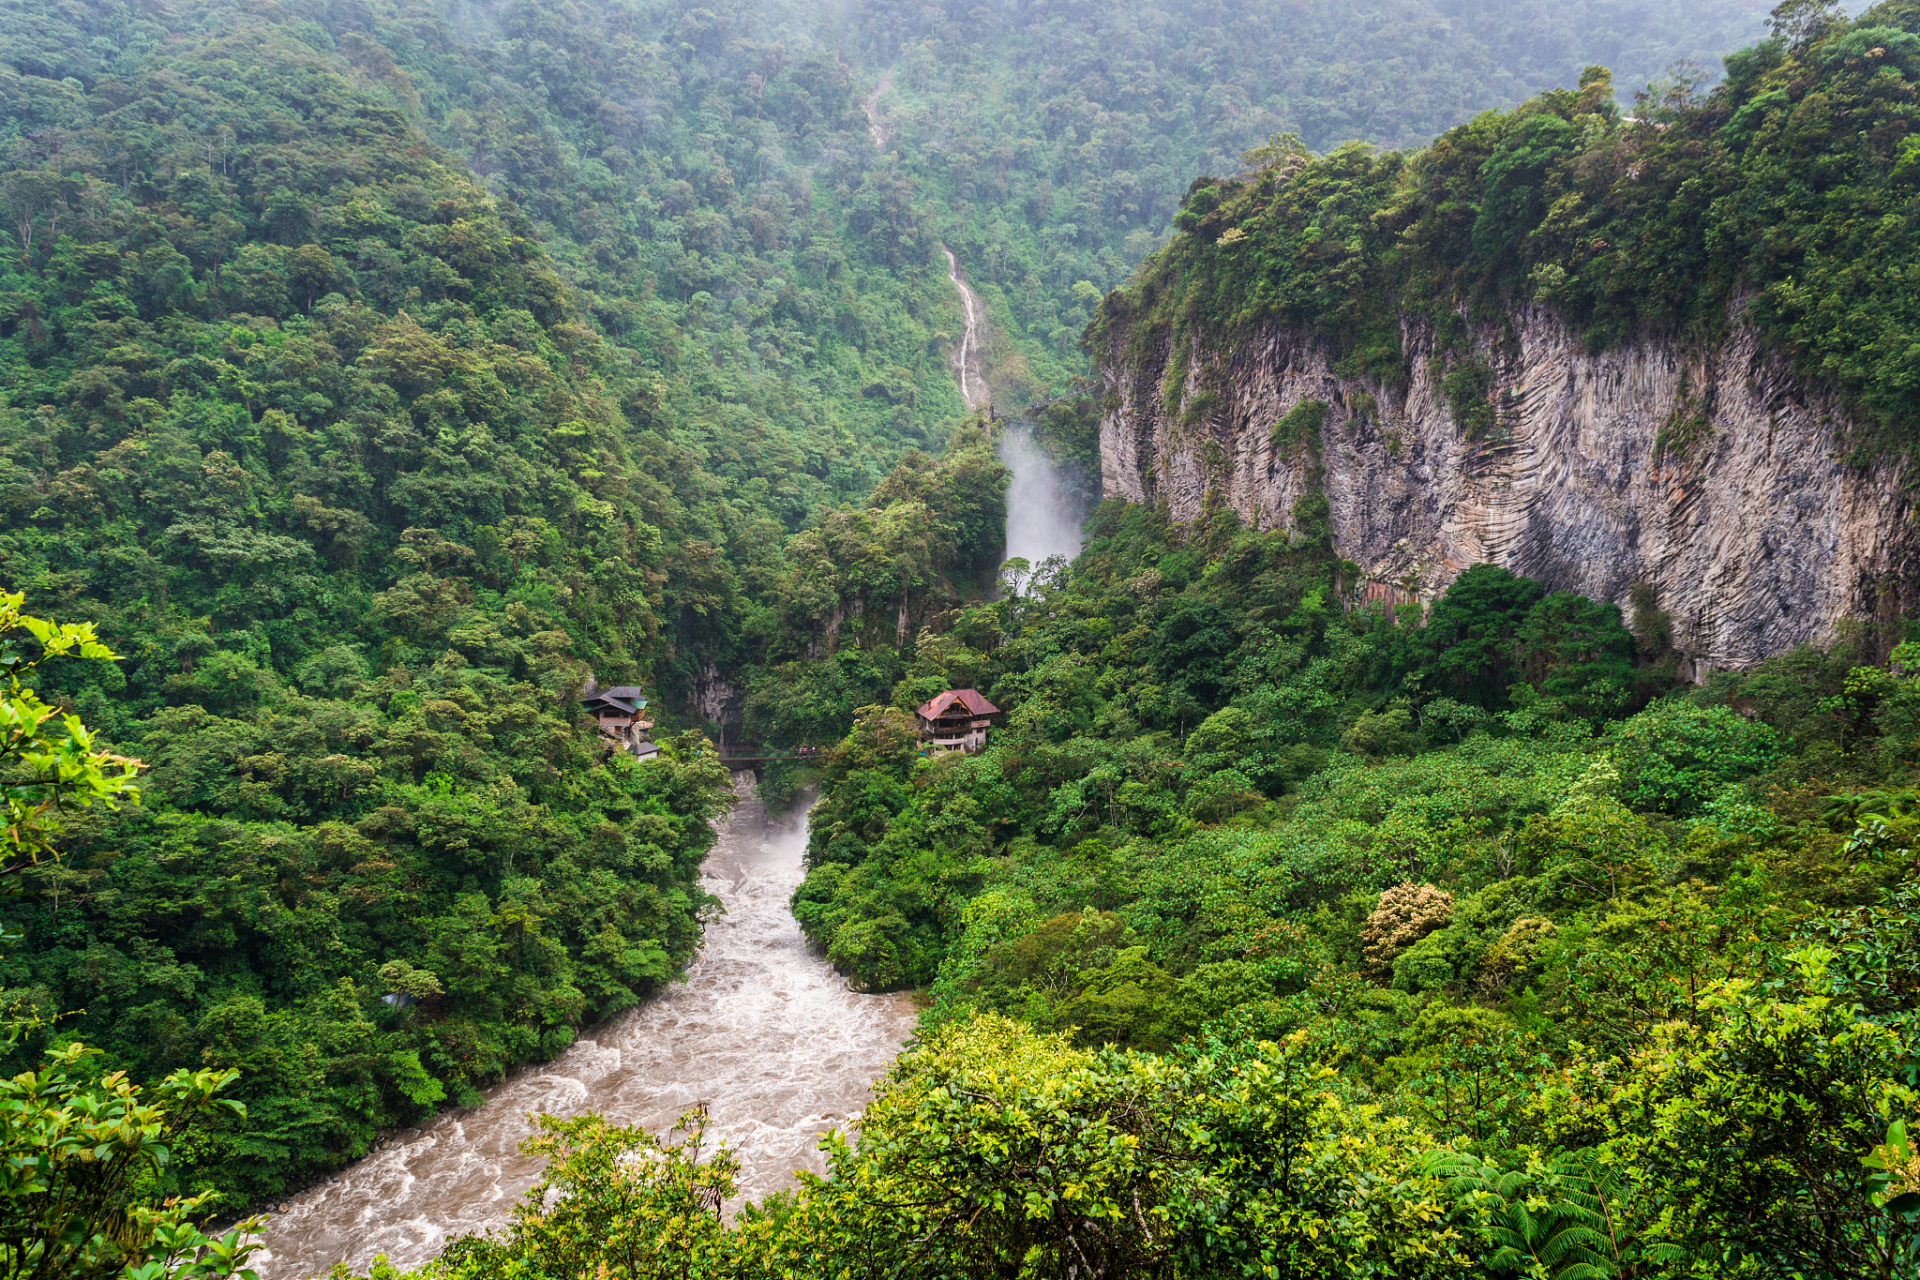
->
xmin=1097 ymin=307 xmax=1914 ymax=674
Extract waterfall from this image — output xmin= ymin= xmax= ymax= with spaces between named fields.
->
xmin=942 ymin=248 xmax=989 ymax=409
xmin=998 ymin=422 xmax=1087 ymax=571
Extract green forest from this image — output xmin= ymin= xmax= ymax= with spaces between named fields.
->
xmin=859 ymin=0 xmax=1777 ymax=396
xmin=1096 ymin=0 xmax=1920 ymax=459
xmin=0 ymin=0 xmax=1914 ymax=1276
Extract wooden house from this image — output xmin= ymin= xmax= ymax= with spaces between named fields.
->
xmin=581 ymin=685 xmax=658 ymax=757
xmin=914 ymin=688 xmax=1000 ymax=753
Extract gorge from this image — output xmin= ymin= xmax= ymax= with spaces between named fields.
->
xmin=2 ymin=0 xmax=1918 ymax=1276
xmin=252 ymin=781 xmax=916 ymax=1278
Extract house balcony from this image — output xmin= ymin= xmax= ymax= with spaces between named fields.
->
xmin=927 ymin=729 xmax=989 ymax=753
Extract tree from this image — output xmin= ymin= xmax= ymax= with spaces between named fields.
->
xmin=0 ymin=592 xmax=140 ymax=943
xmin=429 ymin=1109 xmax=736 ymax=1280
xmin=0 ymin=1042 xmax=260 ymax=1280
xmin=1420 ymin=566 xmax=1546 ymax=710
xmin=1610 ymin=698 xmax=1778 ymax=814
xmin=1769 ymin=0 xmax=1847 ymax=50
xmin=0 ymin=171 xmax=75 ymax=266
xmin=1361 ymin=882 xmax=1454 ymax=973
xmin=0 ymin=597 xmax=256 ymax=1278
xmin=1547 ymin=950 xmax=1919 ymax=1278
xmin=1514 ymin=592 xmax=1633 ymax=719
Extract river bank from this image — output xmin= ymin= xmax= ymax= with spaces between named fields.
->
xmin=250 ymin=781 xmax=917 ymax=1278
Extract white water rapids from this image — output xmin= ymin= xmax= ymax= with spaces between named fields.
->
xmin=251 ymin=783 xmax=916 ymax=1278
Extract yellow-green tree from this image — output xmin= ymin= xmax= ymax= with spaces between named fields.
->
xmin=0 ymin=591 xmax=140 ymax=922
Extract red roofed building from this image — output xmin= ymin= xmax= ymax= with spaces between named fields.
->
xmin=914 ymin=688 xmax=1000 ymax=753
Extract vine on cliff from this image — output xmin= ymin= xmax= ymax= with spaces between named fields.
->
xmin=1269 ymin=399 xmax=1329 ymax=461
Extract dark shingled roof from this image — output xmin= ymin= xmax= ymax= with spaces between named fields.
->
xmin=582 ymin=685 xmax=649 ymax=712
xmin=914 ymin=688 xmax=1000 ymax=720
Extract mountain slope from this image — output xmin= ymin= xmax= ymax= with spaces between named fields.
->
xmin=0 ymin=0 xmax=1867 ymax=1218
xmin=852 ymin=0 xmax=1776 ymax=398
xmin=0 ymin=0 xmax=1004 ymax=1205
xmin=1090 ymin=14 xmax=1920 ymax=666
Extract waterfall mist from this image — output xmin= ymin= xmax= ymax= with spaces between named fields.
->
xmin=998 ymin=423 xmax=1088 ymax=572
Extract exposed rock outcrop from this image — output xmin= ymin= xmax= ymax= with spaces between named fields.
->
xmin=1097 ymin=307 xmax=1914 ymax=675
xmin=690 ymin=659 xmax=737 ymax=728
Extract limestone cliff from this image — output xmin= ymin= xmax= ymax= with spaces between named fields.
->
xmin=1097 ymin=307 xmax=1914 ymax=675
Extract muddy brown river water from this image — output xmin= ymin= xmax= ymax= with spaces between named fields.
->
xmin=250 ymin=781 xmax=917 ymax=1278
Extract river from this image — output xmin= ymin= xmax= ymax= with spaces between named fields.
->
xmin=250 ymin=782 xmax=917 ymax=1278
xmin=257 ymin=70 xmax=1071 ymax=1275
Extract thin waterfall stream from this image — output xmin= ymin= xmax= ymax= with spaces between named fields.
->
xmin=251 ymin=782 xmax=916 ymax=1278
xmin=862 ymin=71 xmax=989 ymax=414
xmin=943 ymin=247 xmax=989 ymax=410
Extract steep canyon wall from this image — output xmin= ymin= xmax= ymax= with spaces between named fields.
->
xmin=1098 ymin=308 xmax=1915 ymax=675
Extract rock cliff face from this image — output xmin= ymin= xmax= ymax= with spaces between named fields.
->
xmin=1097 ymin=307 xmax=1914 ymax=675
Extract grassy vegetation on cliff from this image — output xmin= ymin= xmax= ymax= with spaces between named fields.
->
xmin=1094 ymin=1 xmax=1920 ymax=459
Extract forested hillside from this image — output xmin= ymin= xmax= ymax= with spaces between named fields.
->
xmin=0 ymin=0 xmax=1914 ymax=1275
xmin=727 ymin=6 xmax=1920 ymax=1276
xmin=854 ymin=0 xmax=1775 ymax=397
xmin=404 ymin=500 xmax=1920 ymax=1279
xmin=400 ymin=4 xmax=1915 ymax=1276
xmin=0 ymin=0 xmax=1008 ymax=1209
xmin=1095 ymin=0 xmax=1920 ymax=460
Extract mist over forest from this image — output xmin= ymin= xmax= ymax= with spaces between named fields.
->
xmin=0 ymin=0 xmax=1916 ymax=1277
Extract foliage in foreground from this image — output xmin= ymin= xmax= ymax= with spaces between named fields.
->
xmin=350 ymin=965 xmax=1918 ymax=1279
xmin=0 ymin=596 xmax=257 ymax=1279
xmin=318 ymin=484 xmax=1920 ymax=1276
xmin=751 ymin=465 xmax=1920 ymax=1278
xmin=0 ymin=1041 xmax=260 ymax=1280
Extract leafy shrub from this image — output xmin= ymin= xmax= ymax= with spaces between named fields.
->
xmin=1479 ymin=915 xmax=1557 ymax=992
xmin=1613 ymin=699 xmax=1781 ymax=814
xmin=1520 ymin=796 xmax=1663 ymax=904
xmin=1342 ymin=705 xmax=1426 ymax=757
xmin=1442 ymin=357 xmax=1496 ymax=439
xmin=1269 ymin=398 xmax=1329 ymax=459
xmin=1391 ymin=879 xmax=1541 ymax=993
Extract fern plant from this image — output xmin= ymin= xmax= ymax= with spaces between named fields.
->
xmin=1439 ymin=1149 xmax=1686 ymax=1279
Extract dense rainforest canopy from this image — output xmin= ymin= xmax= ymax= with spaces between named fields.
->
xmin=0 ymin=0 xmax=1012 ymax=1211
xmin=858 ymin=0 xmax=1776 ymax=395
xmin=0 ymin=0 xmax=1915 ymax=1276
xmin=1097 ymin=0 xmax=1920 ymax=460
xmin=355 ymin=468 xmax=1920 ymax=1277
